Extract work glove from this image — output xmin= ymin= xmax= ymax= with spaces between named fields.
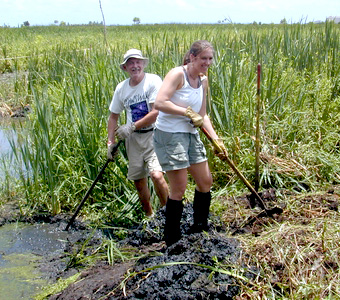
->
xmin=212 ymin=138 xmax=228 ymax=160
xmin=116 ymin=123 xmax=135 ymax=140
xmin=107 ymin=142 xmax=119 ymax=161
xmin=184 ymin=106 xmax=203 ymax=128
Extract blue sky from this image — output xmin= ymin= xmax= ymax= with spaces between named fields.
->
xmin=1 ymin=0 xmax=339 ymax=27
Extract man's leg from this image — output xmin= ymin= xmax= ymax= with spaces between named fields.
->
xmin=134 ymin=177 xmax=153 ymax=216
xmin=150 ymin=170 xmax=168 ymax=207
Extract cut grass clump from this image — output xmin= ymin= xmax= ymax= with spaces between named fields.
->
xmin=233 ymin=187 xmax=340 ymax=299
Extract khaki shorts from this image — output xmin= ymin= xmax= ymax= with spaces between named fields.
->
xmin=153 ymin=129 xmax=207 ymax=172
xmin=126 ymin=131 xmax=163 ymax=180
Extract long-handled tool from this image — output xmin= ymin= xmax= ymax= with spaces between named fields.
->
xmin=255 ymin=63 xmax=261 ymax=192
xmin=201 ymin=126 xmax=282 ymax=217
xmin=65 ymin=140 xmax=122 ymax=231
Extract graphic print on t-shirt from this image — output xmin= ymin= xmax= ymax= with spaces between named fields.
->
xmin=130 ymin=101 xmax=149 ymax=122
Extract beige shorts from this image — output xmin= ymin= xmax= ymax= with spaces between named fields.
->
xmin=125 ymin=131 xmax=163 ymax=180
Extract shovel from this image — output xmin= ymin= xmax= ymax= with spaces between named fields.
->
xmin=65 ymin=140 xmax=122 ymax=231
xmin=200 ymin=126 xmax=283 ymax=217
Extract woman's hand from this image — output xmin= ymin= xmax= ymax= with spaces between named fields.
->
xmin=184 ymin=106 xmax=203 ymax=127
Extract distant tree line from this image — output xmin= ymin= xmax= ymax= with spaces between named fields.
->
xmin=20 ymin=20 xmax=105 ymax=27
xmin=15 ymin=16 xmax=333 ymax=28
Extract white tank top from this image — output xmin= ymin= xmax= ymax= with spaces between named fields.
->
xmin=155 ymin=68 xmax=205 ymax=133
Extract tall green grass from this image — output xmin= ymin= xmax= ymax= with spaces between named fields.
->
xmin=1 ymin=22 xmax=339 ymax=220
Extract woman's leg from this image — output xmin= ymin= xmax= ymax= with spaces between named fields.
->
xmin=166 ymin=169 xmax=188 ymax=200
xmin=163 ymin=168 xmax=187 ymax=246
xmin=188 ymin=161 xmax=213 ymax=232
xmin=188 ymin=161 xmax=213 ymax=192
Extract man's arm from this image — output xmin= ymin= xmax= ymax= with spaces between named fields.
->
xmin=108 ymin=112 xmax=119 ymax=144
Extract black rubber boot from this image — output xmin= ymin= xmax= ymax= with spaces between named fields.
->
xmin=164 ymin=198 xmax=183 ymax=247
xmin=192 ymin=189 xmax=211 ymax=233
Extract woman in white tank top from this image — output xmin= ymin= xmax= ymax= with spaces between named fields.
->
xmin=153 ymin=40 xmax=227 ymax=247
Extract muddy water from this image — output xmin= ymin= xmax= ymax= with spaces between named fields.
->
xmin=0 ymin=222 xmax=70 ymax=299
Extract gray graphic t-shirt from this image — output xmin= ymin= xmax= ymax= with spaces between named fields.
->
xmin=109 ymin=73 xmax=162 ymax=129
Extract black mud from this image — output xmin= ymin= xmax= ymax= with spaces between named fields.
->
xmin=49 ymin=204 xmax=255 ymax=300
xmin=1 ymin=188 xmax=289 ymax=299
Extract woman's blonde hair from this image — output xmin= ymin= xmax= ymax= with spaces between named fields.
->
xmin=182 ymin=40 xmax=214 ymax=65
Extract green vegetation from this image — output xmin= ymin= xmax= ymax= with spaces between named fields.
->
xmin=1 ymin=22 xmax=340 ymax=299
xmin=34 ymin=273 xmax=81 ymax=300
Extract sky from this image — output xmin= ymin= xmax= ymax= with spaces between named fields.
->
xmin=1 ymin=0 xmax=339 ymax=27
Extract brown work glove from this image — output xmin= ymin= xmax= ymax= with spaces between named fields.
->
xmin=184 ymin=106 xmax=203 ymax=128
xmin=107 ymin=142 xmax=119 ymax=161
xmin=212 ymin=138 xmax=228 ymax=160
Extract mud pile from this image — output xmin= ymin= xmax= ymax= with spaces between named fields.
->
xmin=51 ymin=204 xmax=255 ymax=300
xmin=118 ymin=233 xmax=243 ymax=299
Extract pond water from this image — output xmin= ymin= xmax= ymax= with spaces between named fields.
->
xmin=0 ymin=222 xmax=69 ymax=299
xmin=0 ymin=122 xmax=45 ymax=299
xmin=0 ymin=121 xmax=30 ymax=182
xmin=0 ymin=126 xmax=13 ymax=153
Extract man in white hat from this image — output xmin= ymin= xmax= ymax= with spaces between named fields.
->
xmin=107 ymin=49 xmax=168 ymax=216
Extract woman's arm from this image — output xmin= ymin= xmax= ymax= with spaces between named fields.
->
xmin=154 ymin=67 xmax=187 ymax=116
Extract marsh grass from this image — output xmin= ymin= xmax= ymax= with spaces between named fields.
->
xmin=1 ymin=23 xmax=340 ymax=298
xmin=1 ymin=22 xmax=339 ymax=213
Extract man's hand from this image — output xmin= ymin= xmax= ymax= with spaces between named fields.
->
xmin=107 ymin=142 xmax=119 ymax=161
xmin=184 ymin=106 xmax=203 ymax=128
xmin=212 ymin=138 xmax=228 ymax=160
xmin=116 ymin=123 xmax=135 ymax=140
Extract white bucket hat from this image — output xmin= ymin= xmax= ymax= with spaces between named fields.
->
xmin=120 ymin=49 xmax=149 ymax=71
